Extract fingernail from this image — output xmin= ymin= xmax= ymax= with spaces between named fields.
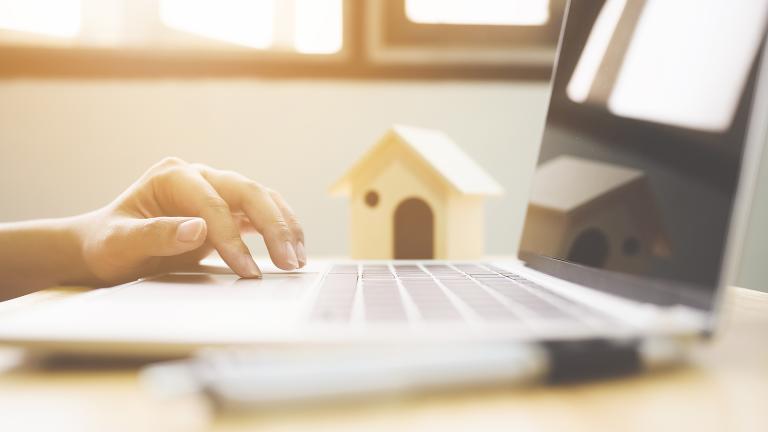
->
xmin=284 ymin=241 xmax=299 ymax=269
xmin=177 ymin=219 xmax=205 ymax=243
xmin=296 ymin=242 xmax=307 ymax=268
xmin=241 ymin=255 xmax=262 ymax=278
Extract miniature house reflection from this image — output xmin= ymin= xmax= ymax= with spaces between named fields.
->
xmin=520 ymin=155 xmax=670 ymax=273
xmin=331 ymin=125 xmax=503 ymax=260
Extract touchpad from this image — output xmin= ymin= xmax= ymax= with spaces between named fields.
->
xmin=0 ymin=271 xmax=322 ymax=343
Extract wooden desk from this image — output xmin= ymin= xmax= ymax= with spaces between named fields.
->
xmin=0 ymin=287 xmax=766 ymax=432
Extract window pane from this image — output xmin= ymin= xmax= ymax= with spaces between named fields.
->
xmin=406 ymin=0 xmax=549 ymax=26
xmin=294 ymin=0 xmax=342 ymax=54
xmin=0 ymin=0 xmax=80 ymax=37
xmin=160 ymin=0 xmax=275 ymax=49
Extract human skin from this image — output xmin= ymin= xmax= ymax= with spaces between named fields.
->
xmin=0 ymin=157 xmax=306 ymax=300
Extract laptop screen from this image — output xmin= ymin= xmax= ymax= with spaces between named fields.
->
xmin=519 ymin=1 xmax=768 ymax=308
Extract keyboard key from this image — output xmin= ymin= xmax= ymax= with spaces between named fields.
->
xmin=452 ymin=264 xmax=493 ymax=274
xmin=329 ymin=265 xmax=358 ymax=274
xmin=481 ymin=282 xmax=575 ymax=319
xmin=485 ymin=265 xmax=512 ymax=274
xmin=401 ymin=279 xmax=462 ymax=322
xmin=440 ymin=279 xmax=519 ymax=321
xmin=362 ymin=279 xmax=408 ymax=322
xmin=310 ymin=274 xmax=358 ymax=322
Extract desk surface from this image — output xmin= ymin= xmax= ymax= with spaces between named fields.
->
xmin=0 ymin=286 xmax=766 ymax=432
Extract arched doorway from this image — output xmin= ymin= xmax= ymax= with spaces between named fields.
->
xmin=394 ymin=198 xmax=434 ymax=259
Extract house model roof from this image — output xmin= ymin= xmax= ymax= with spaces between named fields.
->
xmin=530 ymin=155 xmax=644 ymax=212
xmin=330 ymin=124 xmax=504 ymax=196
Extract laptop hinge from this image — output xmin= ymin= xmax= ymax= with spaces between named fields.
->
xmin=543 ymin=339 xmax=642 ymax=383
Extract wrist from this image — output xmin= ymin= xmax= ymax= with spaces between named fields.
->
xmin=0 ymin=213 xmax=103 ymax=298
xmin=53 ymin=212 xmax=102 ymax=287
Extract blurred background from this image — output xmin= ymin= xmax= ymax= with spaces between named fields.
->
xmin=0 ymin=0 xmax=766 ymax=291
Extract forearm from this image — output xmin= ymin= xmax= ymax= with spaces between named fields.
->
xmin=0 ymin=216 xmax=95 ymax=300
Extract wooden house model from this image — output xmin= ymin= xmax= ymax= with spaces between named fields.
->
xmin=330 ymin=125 xmax=503 ymax=260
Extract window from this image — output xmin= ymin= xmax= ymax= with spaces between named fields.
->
xmin=367 ymin=0 xmax=565 ymax=68
xmin=0 ymin=0 xmax=80 ymax=38
xmin=0 ymin=0 xmax=343 ymax=53
xmin=159 ymin=0 xmax=277 ymax=50
xmin=405 ymin=0 xmax=550 ymax=26
xmin=159 ymin=0 xmax=343 ymax=54
xmin=0 ymin=0 xmax=561 ymax=79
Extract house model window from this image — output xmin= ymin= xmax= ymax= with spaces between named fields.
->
xmin=364 ymin=190 xmax=380 ymax=208
xmin=330 ymin=125 xmax=503 ymax=260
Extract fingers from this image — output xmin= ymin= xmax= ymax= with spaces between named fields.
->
xmin=111 ymin=217 xmax=207 ymax=259
xmin=233 ymin=213 xmax=257 ymax=233
xmin=143 ymin=159 xmax=305 ymax=274
xmin=151 ymin=165 xmax=261 ymax=278
xmin=269 ymin=190 xmax=307 ymax=267
xmin=242 ymin=189 xmax=300 ymax=270
xmin=196 ymin=166 xmax=304 ymax=270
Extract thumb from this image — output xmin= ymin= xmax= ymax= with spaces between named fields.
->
xmin=119 ymin=217 xmax=207 ymax=258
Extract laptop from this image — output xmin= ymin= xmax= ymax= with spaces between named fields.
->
xmin=0 ymin=1 xmax=767 ymax=380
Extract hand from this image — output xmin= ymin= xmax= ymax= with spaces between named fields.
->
xmin=73 ymin=157 xmax=305 ymax=285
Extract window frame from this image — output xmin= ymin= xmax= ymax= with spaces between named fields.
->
xmin=382 ymin=0 xmax=564 ymax=49
xmin=366 ymin=0 xmax=565 ymax=69
xmin=0 ymin=0 xmax=560 ymax=80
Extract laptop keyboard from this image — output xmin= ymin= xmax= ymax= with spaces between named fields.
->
xmin=310 ymin=263 xmax=609 ymax=325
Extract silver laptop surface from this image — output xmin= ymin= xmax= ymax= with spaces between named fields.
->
xmin=0 ymin=1 xmax=766 ymax=362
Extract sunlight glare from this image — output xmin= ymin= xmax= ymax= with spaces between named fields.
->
xmin=406 ymin=0 xmax=549 ymax=26
xmin=0 ymin=0 xmax=80 ymax=37
xmin=294 ymin=0 xmax=343 ymax=54
xmin=567 ymin=0 xmax=627 ymax=103
xmin=160 ymin=0 xmax=275 ymax=49
xmin=608 ymin=0 xmax=768 ymax=131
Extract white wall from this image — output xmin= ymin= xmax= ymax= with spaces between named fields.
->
xmin=0 ymin=79 xmax=765 ymax=291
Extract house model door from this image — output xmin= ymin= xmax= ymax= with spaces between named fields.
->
xmin=394 ymin=198 xmax=434 ymax=259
